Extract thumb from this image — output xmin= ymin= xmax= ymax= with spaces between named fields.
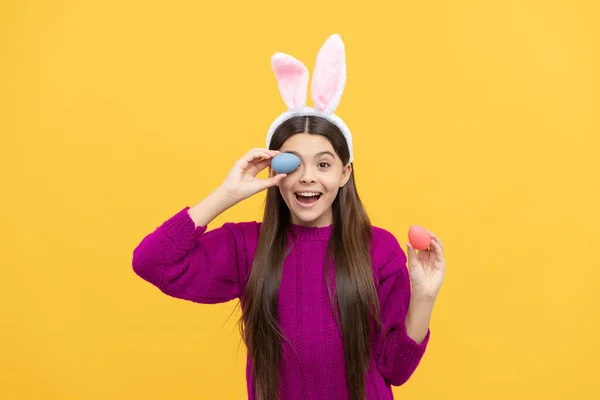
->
xmin=261 ymin=173 xmax=287 ymax=190
xmin=406 ymin=242 xmax=417 ymax=271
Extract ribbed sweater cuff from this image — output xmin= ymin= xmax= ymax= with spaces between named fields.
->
xmin=393 ymin=328 xmax=430 ymax=364
xmin=161 ymin=207 xmax=207 ymax=247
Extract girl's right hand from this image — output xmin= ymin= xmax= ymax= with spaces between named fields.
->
xmin=219 ymin=148 xmax=287 ymax=204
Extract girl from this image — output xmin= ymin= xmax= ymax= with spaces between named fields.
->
xmin=132 ymin=34 xmax=446 ymax=400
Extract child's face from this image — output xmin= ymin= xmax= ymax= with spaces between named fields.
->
xmin=273 ymin=133 xmax=352 ymax=227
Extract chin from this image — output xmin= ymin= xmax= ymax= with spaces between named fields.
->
xmin=289 ymin=208 xmax=332 ymax=227
xmin=291 ymin=215 xmax=320 ymax=226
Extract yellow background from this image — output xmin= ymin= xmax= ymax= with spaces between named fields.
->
xmin=2 ymin=0 xmax=599 ymax=399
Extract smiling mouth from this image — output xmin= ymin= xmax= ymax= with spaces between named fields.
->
xmin=294 ymin=191 xmax=322 ymax=205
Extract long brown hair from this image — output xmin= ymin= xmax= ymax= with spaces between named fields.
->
xmin=239 ymin=115 xmax=381 ymax=400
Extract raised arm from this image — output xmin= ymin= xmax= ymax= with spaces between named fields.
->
xmin=132 ymin=148 xmax=287 ymax=303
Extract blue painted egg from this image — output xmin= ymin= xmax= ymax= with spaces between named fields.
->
xmin=271 ymin=152 xmax=300 ymax=174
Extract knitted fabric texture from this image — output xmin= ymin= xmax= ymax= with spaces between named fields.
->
xmin=132 ymin=208 xmax=430 ymax=399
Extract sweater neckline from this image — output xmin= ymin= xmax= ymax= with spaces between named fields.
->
xmin=289 ymin=223 xmax=333 ymax=241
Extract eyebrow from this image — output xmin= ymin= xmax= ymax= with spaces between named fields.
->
xmin=284 ymin=150 xmax=335 ymax=159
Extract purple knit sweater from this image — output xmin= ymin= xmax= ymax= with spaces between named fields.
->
xmin=132 ymin=207 xmax=429 ymax=399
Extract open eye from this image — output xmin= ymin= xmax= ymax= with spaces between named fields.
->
xmin=318 ymin=162 xmax=330 ymax=168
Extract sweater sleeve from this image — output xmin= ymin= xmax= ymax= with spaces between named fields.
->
xmin=132 ymin=207 xmax=249 ymax=304
xmin=374 ymin=230 xmax=430 ymax=386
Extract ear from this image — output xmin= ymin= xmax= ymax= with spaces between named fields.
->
xmin=339 ymin=163 xmax=352 ymax=187
xmin=272 ymin=53 xmax=309 ymax=111
xmin=311 ymin=34 xmax=346 ymax=114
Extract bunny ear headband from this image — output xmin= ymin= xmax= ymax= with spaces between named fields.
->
xmin=265 ymin=33 xmax=354 ymax=163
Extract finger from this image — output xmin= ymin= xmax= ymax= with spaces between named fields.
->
xmin=251 ymin=151 xmax=286 ymax=175
xmin=247 ymin=150 xmax=273 ymax=163
xmin=430 ymin=240 xmax=445 ymax=263
xmin=252 ymin=148 xmax=280 ymax=156
xmin=405 ymin=242 xmax=418 ymax=270
xmin=247 ymin=148 xmax=276 ymax=160
xmin=428 ymin=230 xmax=444 ymax=251
xmin=252 ymin=149 xmax=281 ymax=160
xmin=260 ymin=173 xmax=287 ymax=190
xmin=252 ymin=158 xmax=273 ymax=174
xmin=237 ymin=150 xmax=273 ymax=170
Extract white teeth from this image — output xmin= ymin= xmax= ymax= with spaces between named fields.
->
xmin=296 ymin=192 xmax=321 ymax=197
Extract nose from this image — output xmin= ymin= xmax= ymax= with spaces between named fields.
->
xmin=299 ymin=166 xmax=316 ymax=184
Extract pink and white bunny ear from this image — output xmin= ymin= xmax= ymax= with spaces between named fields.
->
xmin=311 ymin=34 xmax=346 ymax=114
xmin=271 ymin=53 xmax=309 ymax=111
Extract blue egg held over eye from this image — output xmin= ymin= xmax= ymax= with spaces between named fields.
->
xmin=271 ymin=152 xmax=301 ymax=174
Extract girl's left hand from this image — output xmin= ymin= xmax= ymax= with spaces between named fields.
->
xmin=406 ymin=231 xmax=446 ymax=299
